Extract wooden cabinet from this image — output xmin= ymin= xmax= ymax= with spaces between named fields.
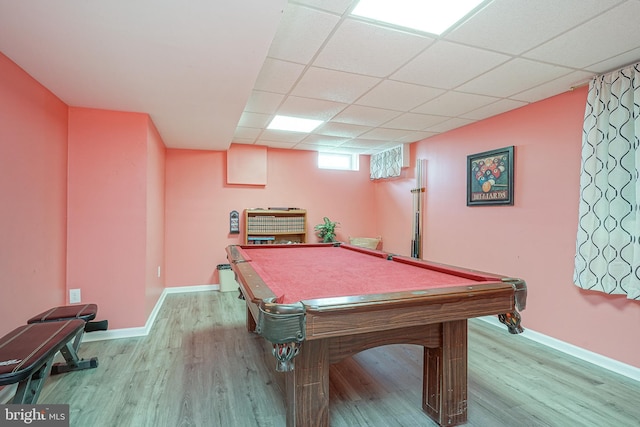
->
xmin=245 ymin=209 xmax=307 ymax=244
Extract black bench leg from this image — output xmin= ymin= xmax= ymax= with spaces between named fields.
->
xmin=12 ymin=357 xmax=55 ymax=404
xmin=50 ymin=329 xmax=99 ymax=375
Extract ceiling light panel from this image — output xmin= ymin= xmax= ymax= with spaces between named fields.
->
xmin=267 ymin=115 xmax=324 ymax=132
xmin=351 ymin=0 xmax=486 ymax=35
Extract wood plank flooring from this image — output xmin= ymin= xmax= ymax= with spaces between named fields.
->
xmin=38 ymin=291 xmax=640 ymax=426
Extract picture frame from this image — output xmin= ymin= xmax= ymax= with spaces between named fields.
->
xmin=467 ymin=146 xmax=514 ymax=206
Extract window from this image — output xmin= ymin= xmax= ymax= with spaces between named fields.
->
xmin=317 ymin=153 xmax=359 ymax=171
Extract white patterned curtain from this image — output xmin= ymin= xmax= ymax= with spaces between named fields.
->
xmin=370 ymin=145 xmax=403 ymax=180
xmin=574 ymin=62 xmax=640 ymax=300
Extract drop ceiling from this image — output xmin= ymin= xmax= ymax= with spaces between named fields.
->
xmin=1 ymin=0 xmax=639 ymax=154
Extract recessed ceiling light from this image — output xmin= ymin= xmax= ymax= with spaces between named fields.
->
xmin=351 ymin=0 xmax=486 ymax=35
xmin=267 ymin=115 xmax=323 ymax=133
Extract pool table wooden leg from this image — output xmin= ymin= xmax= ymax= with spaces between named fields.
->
xmin=423 ymin=319 xmax=468 ymax=426
xmin=246 ymin=306 xmax=256 ymax=332
xmin=284 ymin=339 xmax=330 ymax=427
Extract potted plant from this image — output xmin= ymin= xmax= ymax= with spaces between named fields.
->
xmin=314 ymin=217 xmax=339 ymax=243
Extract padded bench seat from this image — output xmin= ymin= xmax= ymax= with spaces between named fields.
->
xmin=0 ymin=303 xmax=106 ymax=404
xmin=0 ymin=319 xmax=86 ymax=404
xmin=27 ymin=304 xmax=97 ymax=324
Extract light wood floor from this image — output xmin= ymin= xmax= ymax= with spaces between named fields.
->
xmin=39 ymin=291 xmax=640 ymax=426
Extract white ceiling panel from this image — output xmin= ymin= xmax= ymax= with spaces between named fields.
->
xmin=383 ymin=113 xmax=449 ymax=131
xmin=588 ymin=47 xmax=640 ymax=74
xmin=523 ymin=1 xmax=640 ymax=69
xmin=391 ymin=40 xmax=511 ymax=89
xmin=259 ymin=129 xmax=308 ymax=143
xmin=291 ymin=67 xmax=380 ymax=103
xmin=457 ymin=58 xmax=573 ymax=97
xmin=426 ymin=118 xmax=476 ymax=133
xmin=267 ymin=4 xmax=340 ymax=64
xmin=313 ymin=18 xmax=434 ymax=77
xmin=446 ymin=0 xmax=625 ymax=55
xmin=413 ymin=91 xmax=500 ymax=116
xmin=355 ymin=80 xmax=444 ymax=111
xmin=395 ymin=131 xmax=439 ymax=143
xmin=358 ymin=127 xmax=414 ymax=141
xmin=511 ymin=70 xmax=595 ymax=103
xmin=293 ymin=0 xmax=353 ymax=15
xmin=315 ymin=122 xmax=370 ymax=138
xmin=277 ymin=96 xmax=348 ymax=121
xmin=2 ymin=0 xmax=640 ymax=153
xmin=237 ymin=112 xmax=272 ymax=129
xmin=462 ymin=99 xmax=528 ymax=121
xmin=332 ymin=105 xmax=402 ymax=126
xmin=299 ymin=134 xmax=351 ymax=147
xmin=253 ymin=58 xmax=305 ymax=94
xmin=244 ymin=91 xmax=285 ymax=114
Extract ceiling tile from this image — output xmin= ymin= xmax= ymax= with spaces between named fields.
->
xmin=293 ymin=0 xmax=353 ymax=14
xmin=587 ymin=47 xmax=640 ymax=74
xmin=395 ymin=131 xmax=438 ymax=143
xmin=358 ymin=127 xmax=414 ymax=141
xmin=340 ymin=138 xmax=395 ymax=149
xmin=413 ymin=91 xmax=499 ymax=116
xmin=253 ymin=58 xmax=305 ymax=93
xmin=244 ymin=90 xmax=284 ymax=114
xmin=259 ymin=129 xmax=308 ymax=143
xmin=315 ymin=121 xmax=370 ymax=138
xmin=461 ymin=99 xmax=528 ymax=121
xmin=355 ymin=80 xmax=444 ymax=111
xmin=332 ymin=105 xmax=402 ymax=126
xmin=510 ymin=70 xmax=594 ymax=103
xmin=237 ymin=111 xmax=272 ymax=128
xmin=457 ymin=58 xmax=573 ymax=97
xmin=523 ymin=1 xmax=640 ymax=69
xmin=268 ymin=4 xmax=340 ymax=64
xmin=257 ymin=140 xmax=299 ymax=150
xmin=277 ymin=96 xmax=348 ymax=120
xmin=446 ymin=0 xmax=624 ymax=55
xmin=313 ymin=18 xmax=434 ymax=77
xmin=299 ymin=134 xmax=351 ymax=147
xmin=391 ymin=40 xmax=511 ymax=89
xmin=425 ymin=118 xmax=476 ymax=133
xmin=292 ymin=67 xmax=381 ymax=103
xmin=383 ymin=112 xmax=448 ymax=131
xmin=5 ymin=0 xmax=640 ymax=155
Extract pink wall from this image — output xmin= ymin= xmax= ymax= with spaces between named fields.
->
xmin=0 ymin=53 xmax=69 ymax=335
xmin=0 ymin=50 xmax=166 ymax=332
xmin=164 ymin=147 xmax=377 ymax=286
xmin=375 ymin=88 xmax=640 ymax=368
xmin=67 ymin=108 xmax=152 ymax=329
xmin=145 ymin=121 xmax=166 ymax=319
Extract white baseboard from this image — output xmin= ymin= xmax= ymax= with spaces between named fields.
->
xmin=82 ymin=284 xmax=218 ymax=343
xmin=477 ymin=316 xmax=640 ymax=382
xmin=0 ymin=285 xmax=219 ymax=403
xmin=80 ymin=288 xmax=639 ymax=383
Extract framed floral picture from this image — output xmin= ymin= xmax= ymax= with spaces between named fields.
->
xmin=467 ymin=146 xmax=514 ymax=206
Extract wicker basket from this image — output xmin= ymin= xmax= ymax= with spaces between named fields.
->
xmin=349 ymin=237 xmax=381 ymax=250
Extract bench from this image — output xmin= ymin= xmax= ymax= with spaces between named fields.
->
xmin=0 ymin=304 xmax=107 ymax=404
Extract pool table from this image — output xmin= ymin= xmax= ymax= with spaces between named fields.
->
xmin=226 ymin=243 xmax=526 ymax=427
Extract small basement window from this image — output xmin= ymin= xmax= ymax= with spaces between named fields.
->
xmin=318 ymin=153 xmax=359 ymax=171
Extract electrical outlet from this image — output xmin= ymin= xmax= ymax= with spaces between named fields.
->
xmin=69 ymin=288 xmax=81 ymax=304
